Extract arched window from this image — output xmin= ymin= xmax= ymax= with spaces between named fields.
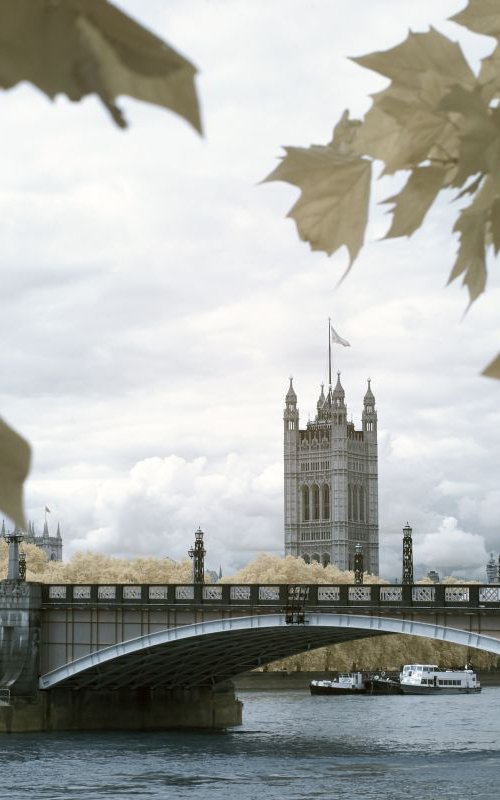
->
xmin=312 ymin=484 xmax=320 ymax=520
xmin=359 ymin=486 xmax=365 ymax=522
xmin=353 ymin=485 xmax=358 ymax=521
xmin=302 ymin=553 xmax=310 ymax=564
xmin=348 ymin=484 xmax=352 ymax=520
xmin=311 ymin=552 xmax=320 ymax=563
xmin=322 ymin=484 xmax=330 ymax=519
xmin=322 ymin=553 xmax=330 ymax=567
xmin=302 ymin=485 xmax=310 ymax=521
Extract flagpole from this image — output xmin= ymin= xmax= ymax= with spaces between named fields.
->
xmin=328 ymin=317 xmax=332 ymax=386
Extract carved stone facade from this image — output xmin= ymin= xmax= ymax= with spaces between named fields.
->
xmin=284 ymin=373 xmax=379 ymax=574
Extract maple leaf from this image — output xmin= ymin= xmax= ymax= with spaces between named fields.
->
xmin=0 ymin=0 xmax=201 ymax=131
xmin=451 ymin=0 xmax=500 ymax=39
xmin=383 ymin=166 xmax=447 ymax=238
xmin=353 ymin=27 xmax=474 ymax=89
xmin=0 ymin=419 xmax=31 ymax=531
xmin=354 ymin=31 xmax=474 ymax=176
xmin=264 ymin=142 xmax=371 ymax=265
xmin=438 ymin=85 xmax=500 ymax=185
xmin=482 ymin=352 xmax=500 ymax=379
xmin=490 ymin=196 xmax=500 ymax=253
xmin=449 ymin=207 xmax=487 ymax=304
xmin=451 ymin=3 xmax=500 ymax=106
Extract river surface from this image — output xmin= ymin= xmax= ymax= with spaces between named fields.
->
xmin=1 ymin=688 xmax=499 ymax=799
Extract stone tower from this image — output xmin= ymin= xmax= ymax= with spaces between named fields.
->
xmin=283 ymin=374 xmax=379 ymax=574
xmin=10 ymin=519 xmax=63 ymax=561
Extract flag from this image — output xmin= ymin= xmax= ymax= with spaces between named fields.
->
xmin=45 ymin=506 xmax=51 ymax=513
xmin=330 ymin=323 xmax=350 ymax=347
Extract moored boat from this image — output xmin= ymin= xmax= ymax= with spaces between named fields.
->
xmin=364 ymin=673 xmax=402 ymax=694
xmin=399 ymin=664 xmax=481 ymax=694
xmin=310 ymin=672 xmax=366 ymax=695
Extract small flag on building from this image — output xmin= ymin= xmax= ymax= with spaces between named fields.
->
xmin=45 ymin=506 xmax=51 ymax=513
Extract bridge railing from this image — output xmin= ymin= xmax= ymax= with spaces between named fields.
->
xmin=40 ymin=583 xmax=500 ymax=609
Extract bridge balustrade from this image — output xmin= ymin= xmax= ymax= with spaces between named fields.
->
xmin=41 ymin=583 xmax=500 ymax=610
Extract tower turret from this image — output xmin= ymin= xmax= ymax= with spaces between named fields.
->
xmin=362 ymin=379 xmax=377 ymax=436
xmin=316 ymin=383 xmax=325 ymax=411
xmin=331 ymin=372 xmax=347 ymax=425
xmin=284 ymin=378 xmax=300 ymax=556
xmin=284 ymin=377 xmax=299 ymax=432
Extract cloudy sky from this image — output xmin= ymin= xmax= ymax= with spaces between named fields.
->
xmin=1 ymin=0 xmax=499 ymax=580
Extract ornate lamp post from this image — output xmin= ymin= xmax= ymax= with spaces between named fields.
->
xmin=3 ymin=526 xmax=24 ymax=581
xmin=402 ymin=522 xmax=414 ymax=585
xmin=188 ymin=526 xmax=206 ymax=585
xmin=354 ymin=543 xmax=364 ymax=585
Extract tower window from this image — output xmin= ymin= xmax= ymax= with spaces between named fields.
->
xmin=312 ymin=484 xmax=320 ymax=520
xmin=359 ymin=486 xmax=365 ymax=522
xmin=322 ymin=484 xmax=330 ymax=520
xmin=353 ymin=485 xmax=358 ymax=521
xmin=302 ymin=486 xmax=310 ymax=521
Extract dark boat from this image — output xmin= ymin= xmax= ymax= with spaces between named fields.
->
xmin=364 ymin=673 xmax=402 ymax=694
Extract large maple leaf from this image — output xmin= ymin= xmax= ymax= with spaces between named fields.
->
xmin=0 ymin=419 xmax=31 ymax=531
xmin=265 ymin=144 xmax=371 ymax=266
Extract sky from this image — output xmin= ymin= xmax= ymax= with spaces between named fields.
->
xmin=0 ymin=0 xmax=499 ymax=581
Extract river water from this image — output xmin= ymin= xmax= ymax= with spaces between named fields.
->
xmin=1 ymin=688 xmax=499 ymax=799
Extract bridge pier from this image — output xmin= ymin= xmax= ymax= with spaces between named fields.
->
xmin=0 ymin=580 xmax=41 ymax=697
xmin=0 ymin=682 xmax=242 ymax=733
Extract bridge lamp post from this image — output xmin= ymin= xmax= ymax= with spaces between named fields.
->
xmin=354 ymin=543 xmax=364 ymax=585
xmin=402 ymin=522 xmax=414 ymax=585
xmin=188 ymin=527 xmax=206 ymax=585
xmin=3 ymin=527 xmax=24 ymax=581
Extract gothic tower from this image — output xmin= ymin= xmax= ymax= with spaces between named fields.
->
xmin=283 ymin=373 xmax=379 ymax=574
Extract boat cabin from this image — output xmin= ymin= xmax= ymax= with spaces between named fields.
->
xmin=400 ymin=664 xmax=479 ymax=690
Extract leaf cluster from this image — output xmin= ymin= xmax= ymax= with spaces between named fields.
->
xmin=265 ymin=1 xmax=500 ymax=379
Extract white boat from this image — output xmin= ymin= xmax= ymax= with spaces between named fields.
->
xmin=310 ymin=672 xmax=366 ymax=695
xmin=399 ymin=664 xmax=481 ymax=694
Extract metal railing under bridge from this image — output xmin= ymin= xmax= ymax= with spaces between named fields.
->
xmin=41 ymin=583 xmax=500 ymax=610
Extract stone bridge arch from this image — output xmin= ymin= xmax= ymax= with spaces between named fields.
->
xmin=39 ymin=613 xmax=500 ymax=692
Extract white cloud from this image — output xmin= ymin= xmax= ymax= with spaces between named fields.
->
xmin=414 ymin=517 xmax=488 ymax=579
xmin=28 ymin=455 xmax=283 ymax=573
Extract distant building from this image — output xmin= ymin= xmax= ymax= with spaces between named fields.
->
xmin=486 ymin=552 xmax=500 ymax=584
xmin=427 ymin=570 xmax=440 ymax=583
xmin=205 ymin=569 xmax=219 ymax=584
xmin=283 ymin=373 xmax=379 ymax=573
xmin=2 ymin=518 xmax=63 ymax=561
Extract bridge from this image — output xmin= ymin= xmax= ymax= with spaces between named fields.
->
xmin=1 ymin=580 xmax=500 ymax=731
